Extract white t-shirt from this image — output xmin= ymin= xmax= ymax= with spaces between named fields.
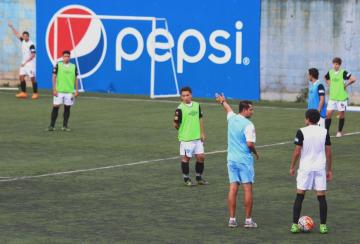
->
xmin=294 ymin=125 xmax=331 ymax=171
xmin=21 ymin=39 xmax=36 ymax=65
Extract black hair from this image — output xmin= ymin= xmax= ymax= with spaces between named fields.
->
xmin=308 ymin=68 xmax=319 ymax=79
xmin=305 ymin=109 xmax=320 ymax=124
xmin=180 ymin=86 xmax=192 ymax=94
xmin=62 ymin=50 xmax=71 ymax=56
xmin=332 ymin=57 xmax=342 ymax=65
xmin=22 ymin=31 xmax=29 ymax=36
xmin=239 ymin=100 xmax=253 ymax=113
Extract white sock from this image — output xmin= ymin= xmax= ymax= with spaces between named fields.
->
xmin=245 ymin=218 xmax=252 ymax=222
xmin=230 ymin=217 xmax=236 ymax=221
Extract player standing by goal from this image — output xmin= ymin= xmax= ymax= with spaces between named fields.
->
xmin=173 ymin=87 xmax=207 ymax=186
xmin=215 ymin=94 xmax=259 ymax=228
xmin=47 ymin=50 xmax=79 ymax=131
xmin=8 ymin=22 xmax=38 ymax=99
xmin=290 ymin=109 xmax=332 ymax=234
xmin=324 ymin=57 xmax=356 ymax=137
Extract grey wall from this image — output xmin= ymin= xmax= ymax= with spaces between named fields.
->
xmin=261 ymin=0 xmax=360 ymax=102
xmin=0 ymin=0 xmax=35 ymax=86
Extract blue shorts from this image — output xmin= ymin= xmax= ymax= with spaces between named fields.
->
xmin=227 ymin=161 xmax=254 ymax=184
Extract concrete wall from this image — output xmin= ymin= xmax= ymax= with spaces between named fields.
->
xmin=0 ymin=0 xmax=35 ymax=86
xmin=261 ymin=0 xmax=360 ymax=102
xmin=1 ymin=0 xmax=360 ymax=102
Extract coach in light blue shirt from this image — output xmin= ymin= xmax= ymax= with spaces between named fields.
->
xmin=216 ymin=94 xmax=259 ymax=229
xmin=308 ymin=68 xmax=326 ymax=127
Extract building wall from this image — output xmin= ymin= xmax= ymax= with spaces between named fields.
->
xmin=261 ymin=0 xmax=360 ymax=102
xmin=1 ymin=0 xmax=360 ymax=102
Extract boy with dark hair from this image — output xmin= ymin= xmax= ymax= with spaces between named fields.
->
xmin=173 ymin=87 xmax=207 ymax=186
xmin=308 ymin=68 xmax=326 ymax=127
xmin=290 ymin=109 xmax=332 ymax=234
xmin=8 ymin=22 xmax=38 ymax=99
xmin=325 ymin=57 xmax=356 ymax=137
xmin=47 ymin=50 xmax=79 ymax=131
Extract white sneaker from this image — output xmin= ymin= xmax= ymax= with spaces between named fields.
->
xmin=228 ymin=219 xmax=238 ymax=228
xmin=244 ymin=219 xmax=258 ymax=228
xmin=336 ymin=132 xmax=343 ymax=138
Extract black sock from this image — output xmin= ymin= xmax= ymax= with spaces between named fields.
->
xmin=63 ymin=105 xmax=71 ymax=127
xmin=50 ymin=107 xmax=59 ymax=127
xmin=338 ymin=118 xmax=345 ymax=132
xmin=195 ymin=161 xmax=204 ymax=181
xmin=325 ymin=118 xmax=332 ymax=131
xmin=293 ymin=193 xmax=305 ymax=223
xmin=318 ymin=195 xmax=327 ymax=224
xmin=20 ymin=80 xmax=26 ymax=92
xmin=32 ymin=82 xmax=38 ymax=93
xmin=181 ymin=162 xmax=189 ymax=181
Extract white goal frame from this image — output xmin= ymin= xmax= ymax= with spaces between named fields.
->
xmin=53 ymin=13 xmax=180 ymax=98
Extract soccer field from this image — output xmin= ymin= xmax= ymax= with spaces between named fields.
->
xmin=0 ymin=91 xmax=359 ymax=243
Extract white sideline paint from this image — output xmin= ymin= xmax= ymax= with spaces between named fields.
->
xmin=347 ymin=106 xmax=360 ymax=112
xmin=0 ymin=88 xmax=18 ymax=91
xmin=0 ymin=91 xmax=305 ymax=111
xmin=1 ymin=132 xmax=359 ymax=183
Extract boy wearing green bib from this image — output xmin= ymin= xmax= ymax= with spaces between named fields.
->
xmin=325 ymin=57 xmax=356 ymax=137
xmin=173 ymin=87 xmax=207 ymax=186
xmin=47 ymin=50 xmax=79 ymax=131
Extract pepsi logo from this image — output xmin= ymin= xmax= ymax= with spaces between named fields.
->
xmin=46 ymin=5 xmax=107 ymax=79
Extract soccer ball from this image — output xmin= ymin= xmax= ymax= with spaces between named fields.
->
xmin=298 ymin=216 xmax=314 ymax=232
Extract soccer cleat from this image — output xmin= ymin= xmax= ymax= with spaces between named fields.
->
xmin=31 ymin=93 xmax=39 ymax=99
xmin=196 ymin=177 xmax=209 ymax=185
xmin=61 ymin=126 xmax=71 ymax=132
xmin=15 ymin=92 xmax=28 ymax=98
xmin=290 ymin=223 xmax=301 ymax=233
xmin=319 ymin=224 xmax=328 ymax=234
xmin=46 ymin=126 xmax=55 ymax=131
xmin=228 ymin=219 xmax=238 ymax=228
xmin=244 ymin=219 xmax=258 ymax=228
xmin=336 ymin=131 xmax=343 ymax=138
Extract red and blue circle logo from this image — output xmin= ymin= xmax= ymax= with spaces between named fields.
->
xmin=46 ymin=5 xmax=107 ymax=79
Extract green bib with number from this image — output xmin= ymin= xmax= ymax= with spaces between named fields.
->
xmin=178 ymin=102 xmax=201 ymax=141
xmin=57 ymin=62 xmax=76 ymax=93
xmin=329 ymin=69 xmax=347 ymax=101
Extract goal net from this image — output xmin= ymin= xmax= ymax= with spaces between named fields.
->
xmin=51 ymin=13 xmax=180 ymax=98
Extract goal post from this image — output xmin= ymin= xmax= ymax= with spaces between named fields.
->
xmin=52 ymin=13 xmax=180 ymax=98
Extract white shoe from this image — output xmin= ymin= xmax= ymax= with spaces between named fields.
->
xmin=336 ymin=132 xmax=343 ymax=138
xmin=244 ymin=219 xmax=258 ymax=228
xmin=228 ymin=219 xmax=238 ymax=228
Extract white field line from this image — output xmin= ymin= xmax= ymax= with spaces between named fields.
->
xmin=1 ymin=132 xmax=359 ymax=183
xmin=0 ymin=91 xmax=305 ymax=110
xmin=0 ymin=88 xmax=18 ymax=91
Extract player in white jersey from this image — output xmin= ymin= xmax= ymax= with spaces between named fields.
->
xmin=8 ymin=22 xmax=39 ymax=99
xmin=289 ymin=109 xmax=332 ymax=234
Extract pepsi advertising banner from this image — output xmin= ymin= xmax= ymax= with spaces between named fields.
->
xmin=36 ymin=0 xmax=260 ymax=99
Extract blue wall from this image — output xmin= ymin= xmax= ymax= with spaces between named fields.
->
xmin=36 ymin=0 xmax=260 ymax=100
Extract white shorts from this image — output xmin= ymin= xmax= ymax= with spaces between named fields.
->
xmin=327 ymin=100 xmax=347 ymax=112
xmin=19 ymin=64 xmax=36 ymax=78
xmin=318 ymin=117 xmax=325 ymax=128
xmin=296 ymin=170 xmax=326 ymax=191
xmin=53 ymin=93 xmax=75 ymax=106
xmin=180 ymin=140 xmax=204 ymax=158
